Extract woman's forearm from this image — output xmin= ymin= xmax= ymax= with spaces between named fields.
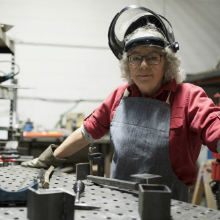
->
xmin=53 ymin=128 xmax=90 ymax=159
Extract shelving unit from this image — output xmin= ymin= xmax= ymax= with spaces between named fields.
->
xmin=0 ymin=24 xmax=16 ymax=140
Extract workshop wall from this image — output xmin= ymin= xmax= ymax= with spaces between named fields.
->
xmin=15 ymin=44 xmax=123 ymax=130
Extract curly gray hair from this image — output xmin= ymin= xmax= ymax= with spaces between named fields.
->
xmin=119 ymin=24 xmax=186 ymax=85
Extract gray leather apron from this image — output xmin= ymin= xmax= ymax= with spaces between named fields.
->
xmin=110 ymin=89 xmax=189 ymax=202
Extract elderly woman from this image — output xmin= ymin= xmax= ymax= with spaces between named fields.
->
xmin=22 ymin=6 xmax=220 ymax=202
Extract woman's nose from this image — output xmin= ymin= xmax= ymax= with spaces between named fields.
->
xmin=140 ymin=57 xmax=149 ymax=69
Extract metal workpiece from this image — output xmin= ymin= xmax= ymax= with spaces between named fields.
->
xmin=1 ymin=166 xmax=220 ymax=220
xmin=138 ymin=184 xmax=171 ymax=220
xmin=27 ymin=188 xmax=75 ymax=220
xmin=76 ymin=163 xmax=90 ymax=180
xmin=87 ymin=175 xmax=139 ymax=191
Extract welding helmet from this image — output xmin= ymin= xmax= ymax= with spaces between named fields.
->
xmin=108 ymin=5 xmax=179 ymax=59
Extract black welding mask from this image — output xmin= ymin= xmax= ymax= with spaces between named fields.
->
xmin=108 ymin=5 xmax=179 ymax=59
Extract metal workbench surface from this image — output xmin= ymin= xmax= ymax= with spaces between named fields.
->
xmin=0 ymin=166 xmax=220 ymax=220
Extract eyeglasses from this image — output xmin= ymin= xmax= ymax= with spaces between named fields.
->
xmin=127 ymin=53 xmax=165 ymax=66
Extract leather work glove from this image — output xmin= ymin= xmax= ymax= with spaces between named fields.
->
xmin=21 ymin=144 xmax=67 ymax=168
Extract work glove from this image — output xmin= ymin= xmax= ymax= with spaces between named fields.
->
xmin=21 ymin=144 xmax=67 ymax=168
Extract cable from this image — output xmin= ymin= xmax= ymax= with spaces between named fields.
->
xmin=0 ymin=61 xmax=20 ymax=83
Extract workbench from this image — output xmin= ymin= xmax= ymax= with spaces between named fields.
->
xmin=0 ymin=166 xmax=220 ymax=220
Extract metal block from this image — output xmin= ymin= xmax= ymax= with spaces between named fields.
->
xmin=76 ymin=163 xmax=90 ymax=180
xmin=139 ymin=184 xmax=171 ymax=220
xmin=27 ymin=188 xmax=75 ymax=220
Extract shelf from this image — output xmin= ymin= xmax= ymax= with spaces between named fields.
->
xmin=0 ymin=24 xmax=14 ymax=54
xmin=0 ymin=85 xmax=14 ymax=99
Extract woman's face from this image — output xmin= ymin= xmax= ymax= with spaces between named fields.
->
xmin=128 ymin=46 xmax=166 ymax=98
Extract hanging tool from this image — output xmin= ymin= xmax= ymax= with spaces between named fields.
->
xmin=73 ymin=180 xmax=85 ymax=203
xmin=88 ymin=143 xmax=104 ymax=177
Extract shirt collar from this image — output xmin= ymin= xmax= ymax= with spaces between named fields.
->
xmin=127 ymin=79 xmax=177 ymax=97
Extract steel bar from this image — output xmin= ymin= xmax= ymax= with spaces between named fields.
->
xmin=87 ymin=175 xmax=139 ymax=191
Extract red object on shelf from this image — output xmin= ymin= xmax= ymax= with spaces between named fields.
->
xmin=23 ymin=131 xmax=63 ymax=138
xmin=3 ymin=159 xmax=15 ymax=162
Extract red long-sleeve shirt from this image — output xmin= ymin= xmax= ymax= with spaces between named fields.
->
xmin=83 ymin=79 xmax=220 ymax=185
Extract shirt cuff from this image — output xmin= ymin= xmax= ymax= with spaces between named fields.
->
xmin=217 ymin=139 xmax=220 ymax=154
xmin=80 ymin=124 xmax=95 ymax=143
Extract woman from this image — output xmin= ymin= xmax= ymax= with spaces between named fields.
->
xmin=22 ymin=6 xmax=220 ymax=202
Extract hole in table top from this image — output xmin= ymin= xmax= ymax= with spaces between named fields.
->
xmin=201 ymin=213 xmax=206 ymax=215
xmin=103 ymin=202 xmax=107 ymax=204
xmin=193 ymin=205 xmax=197 ymax=208
xmin=105 ymin=209 xmax=109 ymax=211
xmin=116 ymin=206 xmax=120 ymax=208
xmin=126 ymin=203 xmax=130 ymax=205
xmin=19 ymin=209 xmax=24 ymax=211
xmin=4 ymin=213 xmax=9 ymax=215
xmin=93 ymin=212 xmax=97 ymax=214
xmin=193 ymin=216 xmax=198 ymax=218
xmin=81 ymin=216 xmax=85 ymax=218
xmin=113 ymin=200 xmax=118 ymax=201
xmin=14 ymin=218 xmax=19 ymax=219
xmin=129 ymin=209 xmax=133 ymax=212
xmin=177 ymin=212 xmax=181 ymax=214
xmin=118 ymin=213 xmax=123 ymax=215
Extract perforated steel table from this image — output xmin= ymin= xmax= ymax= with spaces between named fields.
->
xmin=0 ymin=166 xmax=220 ymax=220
